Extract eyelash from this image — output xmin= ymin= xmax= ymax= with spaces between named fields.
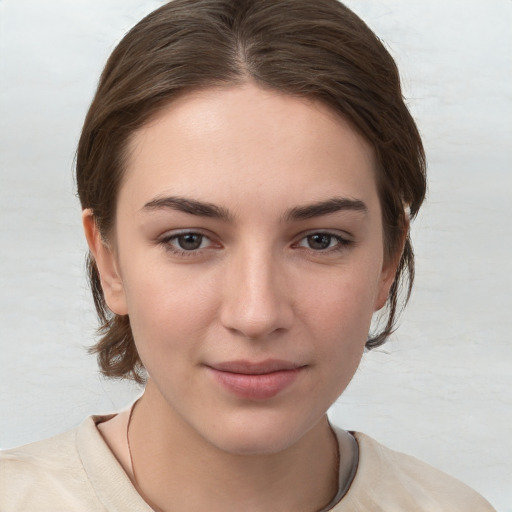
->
xmin=159 ymin=231 xmax=215 ymax=257
xmin=294 ymin=232 xmax=352 ymax=253
xmin=158 ymin=230 xmax=352 ymax=257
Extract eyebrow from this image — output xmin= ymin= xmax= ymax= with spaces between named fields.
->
xmin=284 ymin=197 xmax=367 ymax=221
xmin=142 ymin=196 xmax=233 ymax=221
xmin=142 ymin=195 xmax=367 ymax=222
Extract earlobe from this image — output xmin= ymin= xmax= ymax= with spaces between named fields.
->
xmin=82 ymin=209 xmax=128 ymax=316
xmin=374 ymin=259 xmax=397 ymax=312
xmin=374 ymin=219 xmax=409 ymax=312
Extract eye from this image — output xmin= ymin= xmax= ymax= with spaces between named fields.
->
xmin=296 ymin=232 xmax=349 ymax=251
xmin=172 ymin=233 xmax=207 ymax=251
xmin=160 ymin=231 xmax=215 ymax=255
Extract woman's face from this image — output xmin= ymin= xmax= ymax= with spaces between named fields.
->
xmin=91 ymin=83 xmax=396 ymax=455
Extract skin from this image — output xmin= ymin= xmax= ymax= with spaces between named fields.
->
xmin=84 ymin=82 xmax=400 ymax=511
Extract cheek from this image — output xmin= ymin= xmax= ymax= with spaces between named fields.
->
xmin=121 ymin=261 xmax=219 ymax=362
xmin=302 ymin=262 xmax=381 ymax=334
xmin=296 ymin=259 xmax=382 ymax=376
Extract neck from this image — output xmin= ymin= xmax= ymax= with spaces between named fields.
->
xmin=127 ymin=381 xmax=342 ymax=512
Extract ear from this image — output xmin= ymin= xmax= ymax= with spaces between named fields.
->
xmin=374 ymin=219 xmax=409 ymax=312
xmin=374 ymin=258 xmax=398 ymax=312
xmin=82 ymin=209 xmax=128 ymax=316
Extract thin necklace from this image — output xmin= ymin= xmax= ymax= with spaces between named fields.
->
xmin=127 ymin=401 xmax=341 ymax=512
xmin=126 ymin=398 xmax=137 ymax=480
xmin=127 ymin=398 xmax=164 ymax=512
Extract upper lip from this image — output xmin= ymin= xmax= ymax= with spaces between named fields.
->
xmin=207 ymin=359 xmax=304 ymax=375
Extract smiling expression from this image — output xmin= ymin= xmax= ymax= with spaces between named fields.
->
xmin=89 ymin=82 xmax=396 ymax=455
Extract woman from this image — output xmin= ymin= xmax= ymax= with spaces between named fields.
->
xmin=0 ymin=0 xmax=497 ymax=510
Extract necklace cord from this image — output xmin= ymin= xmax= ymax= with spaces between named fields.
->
xmin=127 ymin=398 xmax=164 ymax=512
xmin=127 ymin=401 xmax=342 ymax=512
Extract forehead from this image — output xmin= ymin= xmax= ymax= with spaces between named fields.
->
xmin=121 ymin=83 xmax=378 ymax=214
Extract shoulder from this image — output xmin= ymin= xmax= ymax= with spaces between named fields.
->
xmin=0 ymin=416 xmax=111 ymax=511
xmin=332 ymin=432 xmax=496 ymax=512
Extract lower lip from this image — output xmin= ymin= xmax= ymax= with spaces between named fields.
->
xmin=208 ymin=367 xmax=303 ymax=400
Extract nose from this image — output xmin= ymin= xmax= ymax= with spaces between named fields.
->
xmin=219 ymin=245 xmax=294 ymax=340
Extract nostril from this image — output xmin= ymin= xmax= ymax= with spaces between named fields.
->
xmin=220 ymin=297 xmax=293 ymax=340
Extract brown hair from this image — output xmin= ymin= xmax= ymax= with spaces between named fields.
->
xmin=76 ymin=0 xmax=426 ymax=383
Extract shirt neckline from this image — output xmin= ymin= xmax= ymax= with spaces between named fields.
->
xmin=77 ymin=413 xmax=359 ymax=511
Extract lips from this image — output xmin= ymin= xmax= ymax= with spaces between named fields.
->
xmin=206 ymin=359 xmax=305 ymax=400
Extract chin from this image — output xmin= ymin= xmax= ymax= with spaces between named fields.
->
xmin=199 ymin=410 xmax=324 ymax=456
xmin=209 ymin=431 xmax=298 ymax=456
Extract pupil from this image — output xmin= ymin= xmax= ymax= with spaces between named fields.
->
xmin=179 ymin=234 xmax=202 ymax=250
xmin=308 ymin=234 xmax=331 ymax=250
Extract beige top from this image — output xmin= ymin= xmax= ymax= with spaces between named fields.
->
xmin=0 ymin=414 xmax=495 ymax=511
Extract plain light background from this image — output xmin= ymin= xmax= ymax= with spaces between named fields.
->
xmin=0 ymin=1 xmax=510 ymax=509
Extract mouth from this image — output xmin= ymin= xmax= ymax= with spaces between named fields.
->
xmin=209 ymin=359 xmax=304 ymax=374
xmin=205 ymin=359 xmax=306 ymax=400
